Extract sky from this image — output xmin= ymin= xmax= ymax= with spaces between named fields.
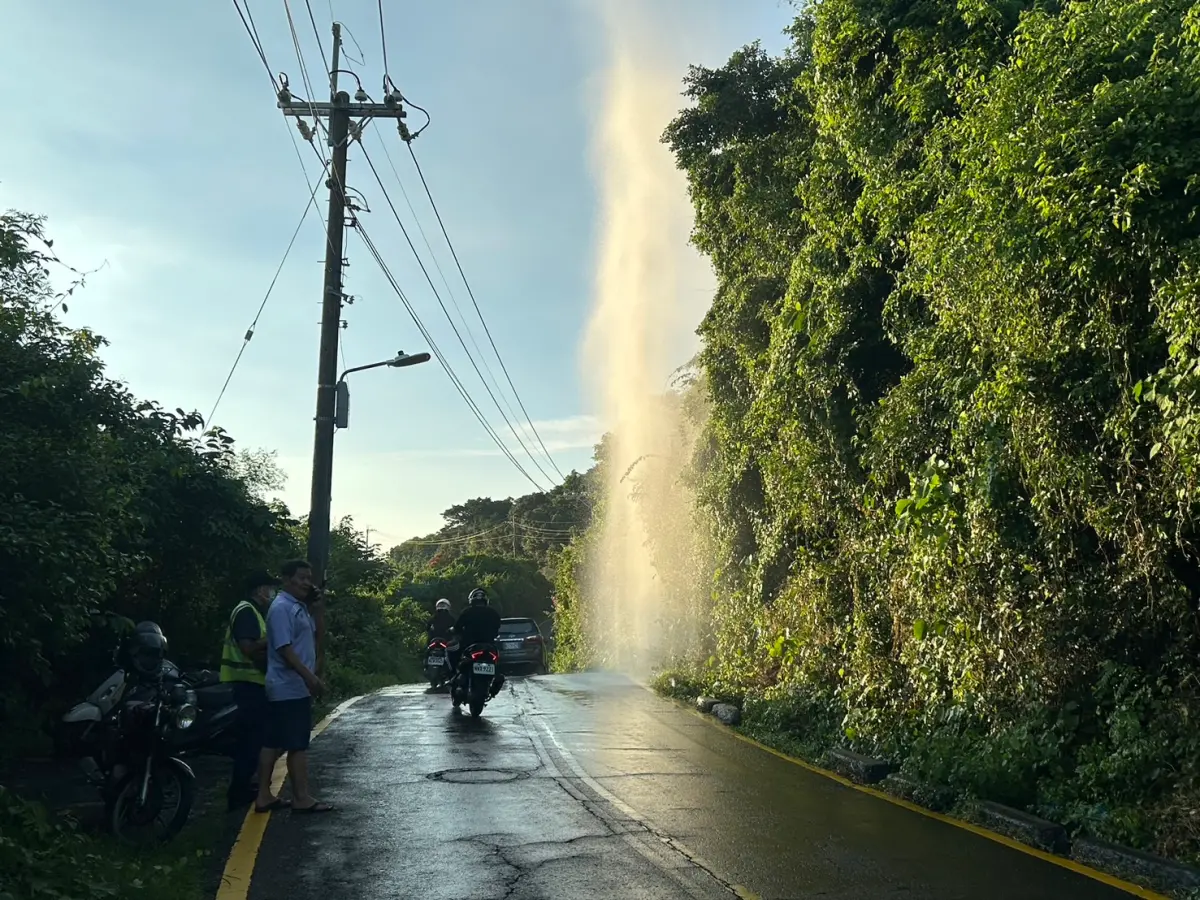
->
xmin=0 ymin=0 xmax=795 ymax=545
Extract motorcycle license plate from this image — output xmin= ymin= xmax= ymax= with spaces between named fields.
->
xmin=427 ymin=655 xmax=445 ymax=665
xmin=472 ymin=663 xmax=495 ymax=675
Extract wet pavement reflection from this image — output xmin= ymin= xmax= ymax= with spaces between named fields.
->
xmin=248 ymin=673 xmax=1141 ymax=900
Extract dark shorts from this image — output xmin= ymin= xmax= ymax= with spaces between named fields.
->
xmin=265 ymin=697 xmax=312 ymax=752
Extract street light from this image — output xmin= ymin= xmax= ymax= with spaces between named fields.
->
xmin=334 ymin=350 xmax=432 ymax=429
xmin=308 ymin=348 xmax=430 ymax=583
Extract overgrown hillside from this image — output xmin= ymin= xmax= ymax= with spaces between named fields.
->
xmin=556 ymin=0 xmax=1200 ymax=864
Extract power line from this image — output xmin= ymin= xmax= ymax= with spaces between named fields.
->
xmin=376 ymin=0 xmax=390 ymax=84
xmin=208 ymin=194 xmax=316 ymax=424
xmin=358 ymin=143 xmax=561 ymax=487
xmin=283 ymin=0 xmax=327 ymax=152
xmin=353 ymin=219 xmax=549 ymax=491
xmin=336 ymin=21 xmax=366 ymax=65
xmin=396 ymin=523 xmax=510 ymax=547
xmin=232 ymin=0 xmax=279 ymax=92
xmin=303 ymin=0 xmax=331 ymax=88
xmin=369 ymin=129 xmax=527 ymax=454
xmin=403 ymin=141 xmax=567 ymax=481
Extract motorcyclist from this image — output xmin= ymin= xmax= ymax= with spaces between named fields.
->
xmin=427 ymin=599 xmax=454 ymax=641
xmin=451 ymin=588 xmax=504 ymax=697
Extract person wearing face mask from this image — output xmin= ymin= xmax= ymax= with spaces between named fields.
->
xmin=219 ymin=570 xmax=279 ymax=810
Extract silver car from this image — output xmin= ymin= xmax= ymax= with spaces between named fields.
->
xmin=496 ymin=618 xmax=548 ymax=674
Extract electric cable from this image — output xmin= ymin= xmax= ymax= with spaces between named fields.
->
xmin=353 ymin=220 xmax=549 ymax=491
xmin=283 ymin=0 xmax=328 ymax=157
xmin=207 ymin=193 xmax=317 ymax=424
xmin=404 ymin=141 xmax=567 ymax=481
xmin=232 ymin=0 xmax=280 ymax=92
xmin=358 ymin=143 xmax=561 ymax=487
xmin=376 ymin=0 xmax=390 ymax=85
xmin=369 ymin=129 xmax=527 ymax=453
xmin=303 ymin=0 xmax=331 ymax=87
xmin=396 ymin=523 xmax=510 ymax=547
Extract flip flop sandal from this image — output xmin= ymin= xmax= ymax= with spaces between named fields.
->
xmin=292 ymin=801 xmax=335 ymax=814
xmin=254 ymin=798 xmax=292 ymax=813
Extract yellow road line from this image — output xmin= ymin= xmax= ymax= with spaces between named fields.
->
xmin=647 ymin=687 xmax=1170 ymax=900
xmin=215 ymin=694 xmax=365 ymax=900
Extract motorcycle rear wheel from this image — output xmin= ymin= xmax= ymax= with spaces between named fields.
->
xmin=468 ymin=698 xmax=485 ymax=718
xmin=109 ymin=762 xmax=194 ymax=845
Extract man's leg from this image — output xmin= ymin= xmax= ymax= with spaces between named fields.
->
xmin=287 ymin=750 xmax=311 ymax=807
xmin=255 ymin=746 xmax=283 ymax=808
xmin=285 ymin=696 xmax=331 ymax=812
xmin=255 ymin=698 xmax=286 ymax=809
xmin=228 ymin=683 xmax=260 ymax=807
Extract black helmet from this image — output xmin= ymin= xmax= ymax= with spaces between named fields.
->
xmin=124 ymin=621 xmax=168 ymax=678
xmin=468 ymin=588 xmax=488 ymax=606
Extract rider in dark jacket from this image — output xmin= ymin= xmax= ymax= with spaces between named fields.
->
xmin=451 ymin=588 xmax=505 ymax=698
xmin=453 ymin=588 xmax=501 ymax=648
xmin=427 ymin=599 xmax=454 ymax=640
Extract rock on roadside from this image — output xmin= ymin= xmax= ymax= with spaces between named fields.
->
xmin=712 ymin=703 xmax=742 ymax=726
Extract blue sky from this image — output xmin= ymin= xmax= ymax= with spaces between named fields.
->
xmin=1 ymin=0 xmax=794 ymax=543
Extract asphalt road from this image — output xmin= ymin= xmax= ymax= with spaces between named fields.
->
xmin=247 ymin=673 xmax=1142 ymax=900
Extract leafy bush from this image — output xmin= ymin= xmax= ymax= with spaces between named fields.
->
xmin=0 ymin=787 xmax=195 ymax=900
xmin=568 ymin=0 xmax=1200 ymax=866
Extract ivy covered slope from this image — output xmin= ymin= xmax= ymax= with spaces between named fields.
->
xmin=659 ymin=0 xmax=1200 ymax=862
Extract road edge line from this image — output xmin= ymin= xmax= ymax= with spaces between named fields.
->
xmin=640 ymin=683 xmax=1171 ymax=900
xmin=214 ymin=692 xmax=366 ymax=900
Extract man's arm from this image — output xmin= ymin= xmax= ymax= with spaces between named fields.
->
xmin=232 ymin=608 xmax=267 ymax=662
xmin=266 ymin=604 xmax=323 ymax=693
xmin=278 ymin=643 xmax=322 ymax=692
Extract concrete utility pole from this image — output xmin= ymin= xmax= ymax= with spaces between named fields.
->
xmin=278 ymin=23 xmax=409 ymax=586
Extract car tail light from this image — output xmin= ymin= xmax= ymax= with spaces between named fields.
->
xmin=524 ymin=634 xmax=542 ymax=644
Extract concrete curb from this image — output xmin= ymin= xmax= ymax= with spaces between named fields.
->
xmin=1072 ymin=837 xmax=1200 ymax=896
xmin=880 ymin=772 xmax=956 ymax=813
xmin=668 ymin=687 xmax=1199 ymax=899
xmin=967 ymin=801 xmax=1069 ymax=855
xmin=825 ymin=748 xmax=891 ymax=784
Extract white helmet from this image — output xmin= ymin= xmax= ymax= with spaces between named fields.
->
xmin=435 ymin=598 xmax=451 ymax=611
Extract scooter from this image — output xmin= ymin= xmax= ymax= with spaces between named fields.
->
xmin=450 ymin=643 xmax=505 ymax=718
xmin=424 ymin=637 xmax=454 ymax=690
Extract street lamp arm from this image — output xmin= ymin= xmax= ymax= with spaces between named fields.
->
xmin=338 ymin=350 xmax=431 ymax=383
xmin=338 ymin=359 xmax=389 ymax=382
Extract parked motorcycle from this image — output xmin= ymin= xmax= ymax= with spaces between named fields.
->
xmin=57 ymin=622 xmax=234 ymax=843
xmin=450 ymin=643 xmax=505 ymax=718
xmin=424 ymin=637 xmax=454 ymax=689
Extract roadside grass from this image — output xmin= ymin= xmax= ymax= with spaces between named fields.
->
xmin=0 ymin=781 xmax=223 ymax=900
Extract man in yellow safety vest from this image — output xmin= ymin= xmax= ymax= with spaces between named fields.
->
xmin=220 ymin=569 xmax=280 ymax=810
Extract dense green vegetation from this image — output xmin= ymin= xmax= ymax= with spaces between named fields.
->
xmin=0 ymin=208 xmax=587 ymax=896
xmin=556 ymin=0 xmax=1200 ymax=865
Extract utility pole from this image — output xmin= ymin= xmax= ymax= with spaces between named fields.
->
xmin=277 ymin=23 xmax=409 ymax=668
xmin=278 ymin=24 xmax=408 ymax=582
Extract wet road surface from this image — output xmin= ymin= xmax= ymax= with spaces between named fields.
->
xmin=248 ymin=673 xmax=1140 ymax=900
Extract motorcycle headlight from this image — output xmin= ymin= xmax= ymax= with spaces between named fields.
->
xmin=174 ymin=703 xmax=198 ymax=730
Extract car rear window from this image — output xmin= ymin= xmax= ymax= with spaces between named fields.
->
xmin=500 ymin=620 xmax=537 ymax=635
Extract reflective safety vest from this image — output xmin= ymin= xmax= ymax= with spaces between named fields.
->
xmin=219 ymin=600 xmax=267 ymax=685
